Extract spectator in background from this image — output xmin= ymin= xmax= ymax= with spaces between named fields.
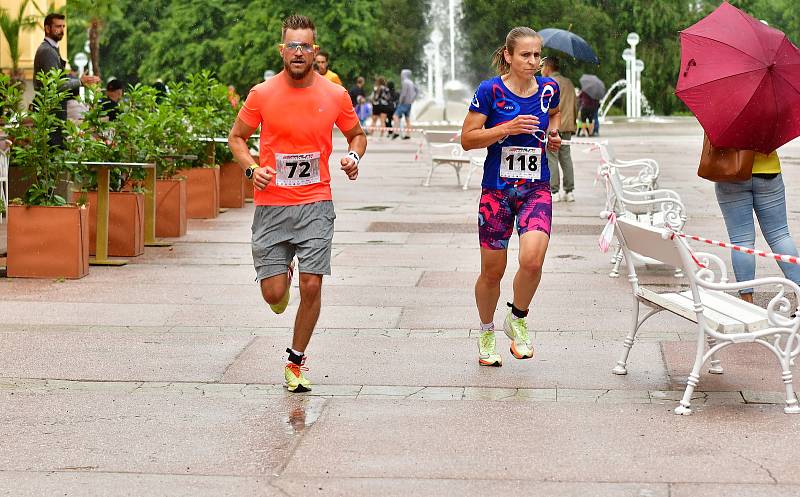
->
xmin=541 ymin=57 xmax=577 ymax=202
xmin=392 ymin=69 xmax=417 ymax=140
xmin=264 ymin=69 xmax=276 ymax=81
xmin=385 ymin=80 xmax=398 ymax=135
xmin=33 ymin=13 xmax=99 ymax=143
xmin=349 ymin=76 xmax=366 ymax=107
xmin=714 ymin=151 xmax=800 ymax=304
xmin=355 ymin=95 xmax=372 ymax=127
xmin=314 ymin=51 xmax=343 ymax=86
xmin=369 ymin=76 xmax=391 ymax=137
xmin=577 ymin=89 xmax=599 ymax=137
xmin=100 ymin=79 xmax=124 ymax=121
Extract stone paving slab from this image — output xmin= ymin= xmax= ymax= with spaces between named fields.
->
xmin=221 ymin=336 xmax=669 ymax=390
xmin=670 ymin=484 xmax=800 ymax=497
xmin=0 ymin=331 xmax=252 ymax=382
xmin=1 ymin=126 xmax=798 ymax=495
xmin=0 ymin=263 xmax=421 ymax=290
xmin=3 ymin=378 xmax=790 ymax=406
xmin=662 ymin=341 xmax=800 ymax=392
xmin=396 ymin=304 xmax=690 ymax=332
xmin=282 ymin=400 xmax=800 ymax=483
xmin=274 ymin=479 xmax=671 ymax=497
xmin=0 ymin=473 xmax=282 ymax=497
xmin=0 ymin=299 xmax=404 ymax=328
xmin=0 ymin=390 xmax=326 ymax=476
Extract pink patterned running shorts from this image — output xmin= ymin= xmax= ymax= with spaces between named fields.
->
xmin=478 ymin=182 xmax=552 ymax=250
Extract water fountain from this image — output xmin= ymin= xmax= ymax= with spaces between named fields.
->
xmin=597 ymin=33 xmax=655 ymax=123
xmin=414 ymin=0 xmax=470 ymax=125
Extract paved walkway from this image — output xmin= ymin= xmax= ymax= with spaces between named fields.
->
xmin=2 ymin=119 xmax=800 ymax=496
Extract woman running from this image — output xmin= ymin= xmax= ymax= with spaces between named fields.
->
xmin=461 ymin=26 xmax=562 ymax=366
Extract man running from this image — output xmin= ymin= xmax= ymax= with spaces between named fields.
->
xmin=461 ymin=26 xmax=561 ymax=366
xmin=228 ymin=14 xmax=366 ymax=392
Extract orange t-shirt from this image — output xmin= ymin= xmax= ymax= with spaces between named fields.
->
xmin=238 ymin=73 xmax=359 ymax=206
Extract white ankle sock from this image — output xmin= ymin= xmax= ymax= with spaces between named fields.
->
xmin=480 ymin=322 xmax=495 ymax=332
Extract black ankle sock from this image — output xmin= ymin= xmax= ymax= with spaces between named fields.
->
xmin=286 ymin=348 xmax=304 ymax=365
xmin=507 ymin=302 xmax=528 ymax=318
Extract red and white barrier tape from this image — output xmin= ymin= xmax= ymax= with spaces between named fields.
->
xmin=366 ymin=126 xmax=430 ymax=134
xmin=599 ymin=211 xmax=800 ymax=268
xmin=675 ymin=232 xmax=800 ymax=266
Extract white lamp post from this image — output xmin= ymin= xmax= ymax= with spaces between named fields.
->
xmin=73 ymin=52 xmax=88 ymax=99
xmin=622 ymin=48 xmax=633 ymax=118
xmin=634 ymin=59 xmax=645 ymax=118
xmin=83 ymin=39 xmax=93 ymax=76
xmin=626 ymin=32 xmax=640 ymax=118
xmin=448 ymin=0 xmax=456 ymax=82
xmin=424 ymin=42 xmax=434 ymax=99
xmin=431 ymin=28 xmax=444 ymax=106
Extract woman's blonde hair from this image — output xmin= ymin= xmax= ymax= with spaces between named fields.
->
xmin=491 ymin=27 xmax=543 ymax=75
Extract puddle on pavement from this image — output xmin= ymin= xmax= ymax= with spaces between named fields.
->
xmin=554 ymin=254 xmax=586 ymax=260
xmin=346 ymin=205 xmax=392 ymax=212
xmin=284 ymin=396 xmax=325 ymax=435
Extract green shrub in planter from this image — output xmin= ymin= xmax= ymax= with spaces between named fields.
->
xmin=8 ymin=69 xmax=83 ymax=206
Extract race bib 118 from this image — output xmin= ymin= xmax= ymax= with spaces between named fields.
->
xmin=500 ymin=146 xmax=541 ymax=180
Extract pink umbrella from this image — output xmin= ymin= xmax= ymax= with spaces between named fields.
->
xmin=676 ymin=2 xmax=800 ymax=154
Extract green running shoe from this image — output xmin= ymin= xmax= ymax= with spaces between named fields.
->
xmin=284 ymin=358 xmax=311 ymax=393
xmin=504 ymin=311 xmax=533 ymax=359
xmin=478 ymin=330 xmax=502 ymax=367
xmin=269 ymin=261 xmax=294 ymax=314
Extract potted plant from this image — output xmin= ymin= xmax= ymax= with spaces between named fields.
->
xmin=5 ymin=70 xmax=90 ymax=279
xmin=67 ymin=87 xmax=145 ymax=258
xmin=173 ymin=72 xmax=230 ymax=219
xmin=119 ymin=84 xmax=189 ymax=238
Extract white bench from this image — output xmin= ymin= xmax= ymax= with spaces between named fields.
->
xmin=602 ymin=164 xmax=686 ymax=278
xmin=566 ymin=138 xmax=659 ymax=191
xmin=612 ymin=217 xmax=800 ymax=415
xmin=420 ymin=130 xmax=484 ymax=190
xmin=595 ymin=139 xmax=659 ymax=191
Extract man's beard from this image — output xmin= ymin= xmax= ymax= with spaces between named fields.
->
xmin=284 ymin=59 xmax=312 ymax=80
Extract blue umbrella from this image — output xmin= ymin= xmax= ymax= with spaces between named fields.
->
xmin=538 ymin=28 xmax=600 ymax=65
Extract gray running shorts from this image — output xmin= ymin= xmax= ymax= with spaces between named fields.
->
xmin=251 ymin=200 xmax=335 ymax=281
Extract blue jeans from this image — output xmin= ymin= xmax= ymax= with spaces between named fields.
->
xmin=714 ymin=174 xmax=800 ymax=294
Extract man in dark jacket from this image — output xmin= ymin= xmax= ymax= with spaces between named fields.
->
xmin=34 ymin=13 xmax=100 ymax=92
xmin=33 ymin=13 xmax=99 ymax=144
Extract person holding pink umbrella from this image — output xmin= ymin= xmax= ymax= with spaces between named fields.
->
xmin=713 ymin=151 xmax=800 ymax=303
xmin=677 ymin=2 xmax=800 ymax=303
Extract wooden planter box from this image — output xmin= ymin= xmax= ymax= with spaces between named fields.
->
xmin=156 ymin=177 xmax=187 ymax=238
xmin=9 ymin=166 xmax=74 ymax=203
xmin=219 ymin=162 xmax=245 ymax=208
xmin=74 ymin=191 xmax=145 ymax=257
xmin=179 ymin=166 xmax=220 ymax=219
xmin=7 ymin=204 xmax=89 ymax=279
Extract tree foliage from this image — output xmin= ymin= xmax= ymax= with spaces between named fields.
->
xmin=69 ymin=0 xmax=429 ymax=95
xmin=65 ymin=0 xmax=799 ymax=115
xmin=461 ymin=0 xmax=800 ymax=115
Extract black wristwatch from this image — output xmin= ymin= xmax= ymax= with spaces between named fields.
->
xmin=245 ymin=164 xmax=258 ymax=179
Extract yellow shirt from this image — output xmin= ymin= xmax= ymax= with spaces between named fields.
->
xmin=752 ymin=151 xmax=781 ymax=174
xmin=322 ymin=69 xmax=343 ymax=86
